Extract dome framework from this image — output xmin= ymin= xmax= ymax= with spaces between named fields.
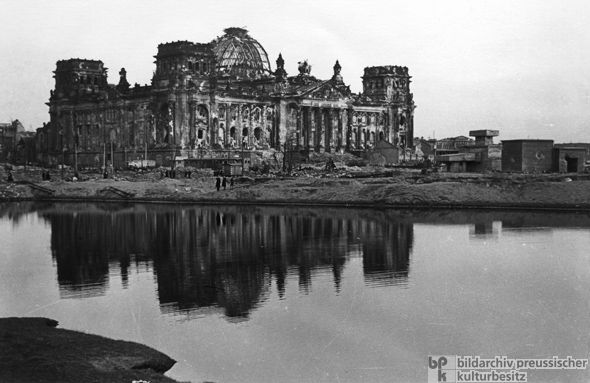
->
xmin=212 ymin=27 xmax=272 ymax=78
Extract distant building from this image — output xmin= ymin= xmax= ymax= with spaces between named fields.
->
xmin=0 ymin=119 xmax=25 ymax=164
xmin=35 ymin=122 xmax=52 ymax=164
xmin=412 ymin=137 xmax=436 ymax=160
xmin=435 ymin=130 xmax=501 ymax=172
xmin=40 ymin=27 xmax=416 ymax=169
xmin=434 ymin=135 xmax=475 ymax=156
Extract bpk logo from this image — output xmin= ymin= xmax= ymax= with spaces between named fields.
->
xmin=428 ymin=355 xmax=456 ymax=383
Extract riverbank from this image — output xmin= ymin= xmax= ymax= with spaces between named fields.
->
xmin=2 ymin=166 xmax=590 ymax=210
xmin=0 ymin=317 xmax=181 ymax=383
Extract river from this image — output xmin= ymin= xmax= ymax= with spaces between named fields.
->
xmin=0 ymin=202 xmax=589 ymax=382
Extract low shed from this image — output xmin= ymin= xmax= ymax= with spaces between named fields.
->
xmin=501 ymin=139 xmax=554 ymax=173
xmin=223 ymin=160 xmax=244 ymax=176
xmin=367 ymin=139 xmax=400 ymax=165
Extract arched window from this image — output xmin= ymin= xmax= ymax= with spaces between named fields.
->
xmin=196 ymin=105 xmax=208 ymax=120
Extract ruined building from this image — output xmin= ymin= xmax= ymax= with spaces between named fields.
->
xmin=42 ymin=27 xmax=415 ymax=168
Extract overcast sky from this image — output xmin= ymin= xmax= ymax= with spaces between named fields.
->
xmin=2 ymin=0 xmax=589 ymax=142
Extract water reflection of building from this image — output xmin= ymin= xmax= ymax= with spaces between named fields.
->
xmin=42 ymin=204 xmax=152 ymax=298
xmin=41 ymin=205 xmax=414 ymax=320
xmin=362 ymin=221 xmax=412 ymax=287
xmin=469 ymin=221 xmax=500 ymax=239
xmin=48 ymin=212 xmax=112 ymax=298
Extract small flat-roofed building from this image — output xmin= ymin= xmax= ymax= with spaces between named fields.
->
xmin=553 ymin=147 xmax=587 ymax=173
xmin=501 ymin=139 xmax=554 ymax=173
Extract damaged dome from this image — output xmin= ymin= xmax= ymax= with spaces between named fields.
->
xmin=212 ymin=27 xmax=272 ymax=79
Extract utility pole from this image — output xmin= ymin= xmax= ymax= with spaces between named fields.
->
xmin=60 ymin=131 xmax=64 ymax=181
xmin=284 ymin=141 xmax=289 ymax=173
xmin=171 ymin=145 xmax=175 ymax=170
xmin=241 ymin=139 xmax=245 ymax=174
xmin=13 ymin=121 xmax=17 ymax=168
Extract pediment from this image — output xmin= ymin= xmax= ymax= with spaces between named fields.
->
xmin=299 ymin=81 xmax=352 ymax=101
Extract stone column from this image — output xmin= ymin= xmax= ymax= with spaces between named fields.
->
xmin=305 ymin=106 xmax=315 ymax=151
xmin=296 ymin=106 xmax=302 ymax=150
xmin=337 ymin=109 xmax=343 ymax=152
xmin=408 ymin=112 xmax=414 ymax=146
xmin=259 ymin=105 xmax=270 ymax=147
xmin=168 ymin=101 xmax=176 ymax=146
xmin=393 ymin=109 xmax=399 ymax=145
xmin=225 ymin=103 xmax=231 ymax=147
xmin=324 ymin=108 xmax=330 ymax=153
xmin=312 ymin=107 xmax=319 ymax=152
xmin=346 ymin=108 xmax=353 ymax=150
xmin=188 ymin=101 xmax=195 ymax=148
xmin=329 ymin=109 xmax=335 ymax=152
xmin=314 ymin=107 xmax=324 ymax=152
xmin=248 ymin=105 xmax=254 ymax=148
xmin=237 ymin=105 xmax=242 ymax=147
xmin=273 ymin=104 xmax=280 ymax=149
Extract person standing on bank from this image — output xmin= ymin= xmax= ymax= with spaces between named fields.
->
xmin=215 ymin=176 xmax=221 ymax=191
xmin=222 ymin=176 xmax=227 ymax=190
xmin=230 ymin=176 xmax=234 ymax=189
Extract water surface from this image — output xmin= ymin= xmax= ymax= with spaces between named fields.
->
xmin=0 ymin=202 xmax=589 ymax=382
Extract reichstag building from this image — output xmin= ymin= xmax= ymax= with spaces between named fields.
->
xmin=40 ymin=27 xmax=415 ymax=167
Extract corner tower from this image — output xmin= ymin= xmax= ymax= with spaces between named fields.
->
xmin=152 ymin=41 xmax=214 ymax=89
xmin=52 ymin=59 xmax=108 ymax=100
xmin=361 ymin=66 xmax=415 ymax=149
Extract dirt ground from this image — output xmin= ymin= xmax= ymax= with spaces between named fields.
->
xmin=0 ymin=317 xmax=180 ymax=383
xmin=2 ymin=164 xmax=590 ymax=210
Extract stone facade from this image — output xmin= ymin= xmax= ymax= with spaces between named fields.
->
xmin=41 ymin=27 xmax=415 ymax=168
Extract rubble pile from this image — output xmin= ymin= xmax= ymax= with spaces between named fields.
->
xmin=0 ymin=184 xmax=21 ymax=199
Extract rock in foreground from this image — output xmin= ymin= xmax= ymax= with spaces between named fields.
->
xmin=0 ymin=317 xmax=180 ymax=383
